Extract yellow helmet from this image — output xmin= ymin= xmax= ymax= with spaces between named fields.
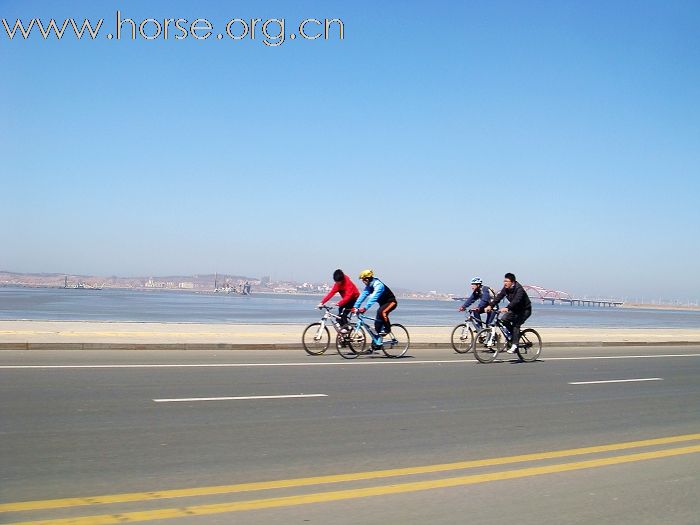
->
xmin=359 ymin=269 xmax=374 ymax=280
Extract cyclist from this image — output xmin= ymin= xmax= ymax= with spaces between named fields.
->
xmin=458 ymin=277 xmax=497 ymax=329
xmin=317 ymin=269 xmax=360 ymax=330
xmin=353 ymin=269 xmax=397 ymax=349
xmin=485 ymin=272 xmax=532 ymax=353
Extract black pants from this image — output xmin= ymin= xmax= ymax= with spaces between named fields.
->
xmin=501 ymin=307 xmax=531 ymax=344
xmin=376 ymin=301 xmax=397 ymax=334
xmin=338 ymin=304 xmax=353 ymax=327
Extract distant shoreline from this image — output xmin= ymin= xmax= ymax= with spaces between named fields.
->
xmin=0 ymin=284 xmax=454 ymax=302
xmin=621 ymin=302 xmax=700 ymax=312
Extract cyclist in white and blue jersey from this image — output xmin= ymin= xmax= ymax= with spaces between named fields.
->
xmin=458 ymin=277 xmax=497 ymax=328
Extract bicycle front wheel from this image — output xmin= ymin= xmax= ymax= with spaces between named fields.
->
xmin=382 ymin=324 xmax=410 ymax=358
xmin=450 ymin=323 xmax=475 ymax=353
xmin=473 ymin=327 xmax=502 ymax=363
xmin=516 ymin=329 xmax=542 ymax=362
xmin=348 ymin=326 xmax=368 ymax=353
xmin=302 ymin=323 xmax=330 ymax=355
xmin=336 ymin=326 xmax=366 ymax=359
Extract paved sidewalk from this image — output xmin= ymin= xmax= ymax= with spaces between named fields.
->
xmin=2 ymin=320 xmax=700 ymax=349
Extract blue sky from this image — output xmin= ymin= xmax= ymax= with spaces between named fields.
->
xmin=1 ymin=0 xmax=699 ymax=301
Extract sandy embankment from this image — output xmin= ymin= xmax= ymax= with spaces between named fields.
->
xmin=1 ymin=320 xmax=700 ymax=349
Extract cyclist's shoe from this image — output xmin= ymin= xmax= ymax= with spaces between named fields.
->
xmin=506 ymin=344 xmax=518 ymax=354
xmin=339 ymin=327 xmax=349 ymax=334
xmin=377 ymin=331 xmax=388 ymax=337
xmin=370 ymin=342 xmax=383 ymax=351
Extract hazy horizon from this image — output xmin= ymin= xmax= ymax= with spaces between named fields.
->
xmin=0 ymin=266 xmax=694 ymax=303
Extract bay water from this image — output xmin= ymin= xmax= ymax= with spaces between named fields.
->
xmin=1 ymin=287 xmax=699 ymax=328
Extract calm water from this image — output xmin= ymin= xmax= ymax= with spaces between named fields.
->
xmin=1 ymin=287 xmax=699 ymax=328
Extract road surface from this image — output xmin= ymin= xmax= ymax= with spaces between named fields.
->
xmin=1 ymin=346 xmax=699 ymax=524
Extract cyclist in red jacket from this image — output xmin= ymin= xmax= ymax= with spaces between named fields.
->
xmin=317 ymin=269 xmax=360 ymax=330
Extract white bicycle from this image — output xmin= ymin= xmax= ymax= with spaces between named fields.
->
xmin=302 ymin=306 xmax=365 ymax=355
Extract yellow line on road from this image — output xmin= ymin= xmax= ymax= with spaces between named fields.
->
xmin=6 ymin=444 xmax=700 ymax=525
xmin=2 ymin=433 xmax=700 ymax=513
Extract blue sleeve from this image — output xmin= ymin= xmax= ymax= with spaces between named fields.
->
xmin=364 ymin=279 xmax=385 ymax=310
xmin=462 ymin=290 xmax=477 ymax=309
xmin=354 ymin=286 xmax=370 ymax=308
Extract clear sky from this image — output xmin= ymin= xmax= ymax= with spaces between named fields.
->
xmin=1 ymin=0 xmax=699 ymax=301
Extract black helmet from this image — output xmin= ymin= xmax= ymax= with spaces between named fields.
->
xmin=333 ymin=269 xmax=344 ymax=282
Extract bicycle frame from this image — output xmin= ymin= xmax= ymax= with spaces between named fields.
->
xmin=340 ymin=312 xmax=409 ymax=359
xmin=464 ymin=310 xmax=494 ymax=331
xmin=314 ymin=305 xmax=347 ymax=335
xmin=490 ymin=312 xmax=512 ymax=342
xmin=302 ymin=305 xmax=358 ymax=356
xmin=307 ymin=306 xmax=348 ymax=346
xmin=352 ymin=313 xmax=383 ymax=345
xmin=451 ymin=310 xmax=496 ymax=354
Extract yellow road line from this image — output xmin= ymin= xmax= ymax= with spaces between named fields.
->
xmin=2 ymin=432 xmax=700 ymax=513
xmin=6 ymin=444 xmax=700 ymax=525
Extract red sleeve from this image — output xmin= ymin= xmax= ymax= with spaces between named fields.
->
xmin=320 ymin=281 xmax=340 ymax=304
xmin=337 ymin=276 xmax=360 ymax=307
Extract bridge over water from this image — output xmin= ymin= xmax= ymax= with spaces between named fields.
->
xmin=523 ymin=285 xmax=623 ymax=308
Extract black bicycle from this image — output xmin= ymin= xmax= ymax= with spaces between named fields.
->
xmin=473 ymin=312 xmax=542 ymax=363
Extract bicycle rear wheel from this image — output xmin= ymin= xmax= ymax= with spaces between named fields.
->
xmin=382 ymin=324 xmax=410 ymax=358
xmin=450 ymin=323 xmax=475 ymax=353
xmin=516 ymin=329 xmax=542 ymax=362
xmin=302 ymin=323 xmax=330 ymax=355
xmin=336 ymin=326 xmax=366 ymax=359
xmin=473 ymin=327 xmax=502 ymax=363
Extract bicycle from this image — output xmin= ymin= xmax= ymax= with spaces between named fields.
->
xmin=338 ymin=312 xmax=410 ymax=359
xmin=472 ymin=312 xmax=542 ymax=363
xmin=450 ymin=310 xmax=494 ymax=353
xmin=302 ymin=305 xmax=363 ymax=355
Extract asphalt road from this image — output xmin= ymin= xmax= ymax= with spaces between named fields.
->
xmin=1 ymin=346 xmax=699 ymax=524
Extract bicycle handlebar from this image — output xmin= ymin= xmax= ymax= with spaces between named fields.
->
xmin=316 ymin=305 xmax=358 ymax=321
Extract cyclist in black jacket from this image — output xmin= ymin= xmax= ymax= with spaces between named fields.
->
xmin=486 ymin=272 xmax=532 ymax=353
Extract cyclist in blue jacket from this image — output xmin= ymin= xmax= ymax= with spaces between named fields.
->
xmin=458 ymin=277 xmax=497 ymax=328
xmin=353 ymin=269 xmax=397 ymax=348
